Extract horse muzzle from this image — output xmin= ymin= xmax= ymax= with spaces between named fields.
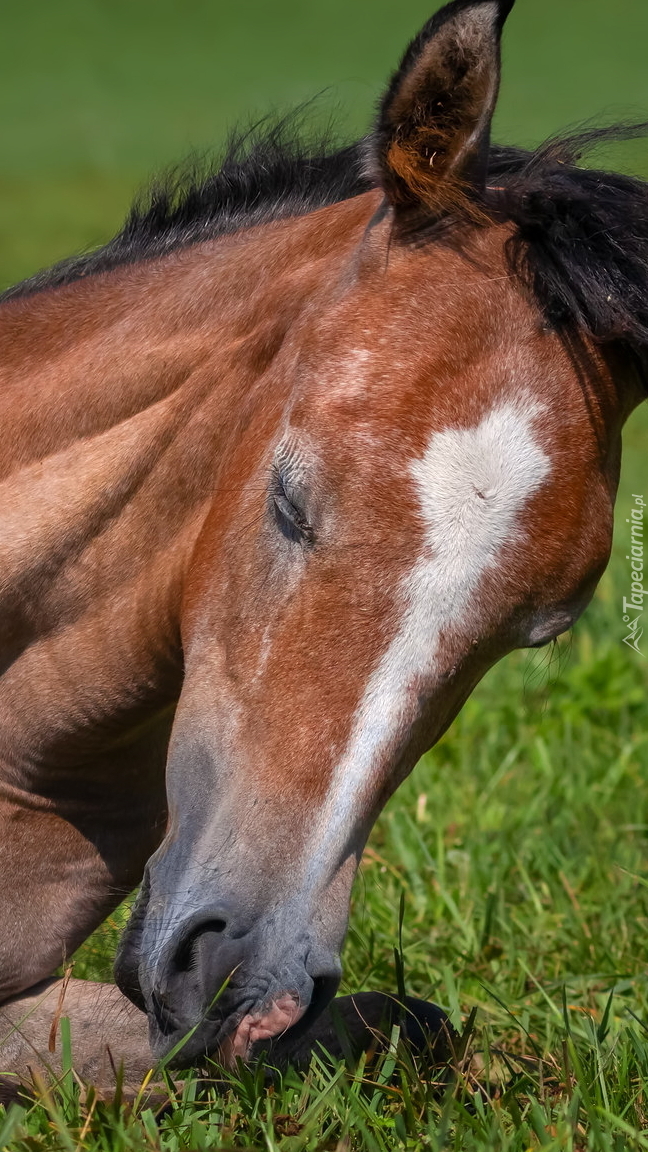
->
xmin=115 ymin=893 xmax=342 ymax=1063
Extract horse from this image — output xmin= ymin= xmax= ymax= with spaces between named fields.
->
xmin=1 ymin=0 xmax=647 ymax=1066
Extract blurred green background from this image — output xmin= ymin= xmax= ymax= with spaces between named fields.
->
xmin=2 ymin=0 xmax=648 ymax=289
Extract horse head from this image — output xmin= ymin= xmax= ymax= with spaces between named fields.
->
xmin=115 ymin=0 xmax=646 ymax=1060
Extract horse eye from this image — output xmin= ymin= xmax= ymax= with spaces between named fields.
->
xmin=271 ymin=475 xmax=314 ymax=546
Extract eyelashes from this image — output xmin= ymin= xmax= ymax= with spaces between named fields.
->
xmin=270 ymin=468 xmax=315 ymax=546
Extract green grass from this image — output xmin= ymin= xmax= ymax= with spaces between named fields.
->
xmin=2 ymin=0 xmax=648 ymax=1147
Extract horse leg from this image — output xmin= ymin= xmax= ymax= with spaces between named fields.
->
xmin=0 ymin=979 xmax=456 ymax=1104
xmin=0 ymin=801 xmax=133 ymax=1002
xmin=0 ymin=977 xmax=152 ymax=1096
xmin=0 ymin=719 xmax=170 ymax=1003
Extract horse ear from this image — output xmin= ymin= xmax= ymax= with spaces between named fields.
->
xmin=371 ymin=0 xmax=515 ymax=225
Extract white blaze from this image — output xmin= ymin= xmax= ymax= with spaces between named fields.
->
xmin=308 ymin=398 xmax=551 ymax=872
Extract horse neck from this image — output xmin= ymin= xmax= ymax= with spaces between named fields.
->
xmin=0 ymin=195 xmax=373 ymax=472
xmin=0 ymin=195 xmax=375 ymax=658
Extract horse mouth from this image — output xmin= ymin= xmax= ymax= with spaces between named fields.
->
xmin=146 ymin=990 xmax=312 ymax=1066
xmin=219 ymin=994 xmax=307 ymax=1064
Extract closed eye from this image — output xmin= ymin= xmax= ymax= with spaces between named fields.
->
xmin=271 ymin=471 xmax=314 ymax=546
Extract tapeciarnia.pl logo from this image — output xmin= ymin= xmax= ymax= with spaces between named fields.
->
xmin=622 ymin=494 xmax=646 ymax=657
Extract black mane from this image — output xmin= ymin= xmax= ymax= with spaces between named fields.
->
xmin=490 ymin=124 xmax=648 ymax=385
xmin=3 ymin=117 xmax=648 ymax=386
xmin=0 ymin=119 xmax=372 ymax=303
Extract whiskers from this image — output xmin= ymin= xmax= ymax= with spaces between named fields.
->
xmin=522 ymin=633 xmax=572 ymax=713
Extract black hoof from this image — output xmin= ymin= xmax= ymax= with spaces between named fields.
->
xmin=250 ymin=991 xmax=457 ymax=1074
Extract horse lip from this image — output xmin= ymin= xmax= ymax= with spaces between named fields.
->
xmin=149 ymin=993 xmax=307 ymax=1065
xmin=218 ymin=994 xmax=307 ymax=1065
xmin=148 ymin=997 xmax=254 ymax=1063
xmin=149 ymin=989 xmax=182 ymax=1037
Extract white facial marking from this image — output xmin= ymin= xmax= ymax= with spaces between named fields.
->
xmin=307 ymin=399 xmax=551 ymax=875
xmin=410 ymin=398 xmax=551 ymax=597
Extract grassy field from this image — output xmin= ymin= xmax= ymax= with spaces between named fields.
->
xmin=2 ymin=0 xmax=648 ymax=1148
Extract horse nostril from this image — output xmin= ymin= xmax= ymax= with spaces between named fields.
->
xmin=174 ymin=918 xmax=227 ymax=973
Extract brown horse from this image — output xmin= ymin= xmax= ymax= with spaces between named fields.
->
xmin=1 ymin=0 xmax=647 ymax=1064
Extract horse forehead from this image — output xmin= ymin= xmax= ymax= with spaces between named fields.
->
xmin=300 ymin=313 xmax=548 ymax=438
xmin=409 ymin=396 xmax=551 ymax=559
xmin=282 ymin=392 xmax=551 ymax=527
